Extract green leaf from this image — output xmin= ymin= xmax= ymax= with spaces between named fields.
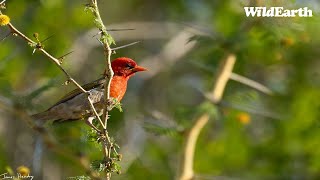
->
xmin=90 ymin=160 xmax=106 ymax=172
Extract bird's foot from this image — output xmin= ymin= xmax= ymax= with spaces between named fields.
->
xmin=106 ymin=98 xmax=116 ymax=111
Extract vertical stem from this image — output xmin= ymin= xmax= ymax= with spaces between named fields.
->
xmin=90 ymin=0 xmax=114 ymax=127
xmin=90 ymin=1 xmax=115 ymax=179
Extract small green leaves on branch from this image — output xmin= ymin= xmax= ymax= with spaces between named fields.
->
xmin=84 ymin=1 xmax=115 ymax=46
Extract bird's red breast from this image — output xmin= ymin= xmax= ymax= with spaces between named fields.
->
xmin=110 ymin=76 xmax=128 ymax=101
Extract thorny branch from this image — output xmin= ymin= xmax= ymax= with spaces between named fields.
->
xmin=179 ymin=54 xmax=236 ymax=180
xmin=88 ymin=0 xmax=119 ymax=179
xmin=0 ymin=2 xmax=107 ymax=128
xmin=1 ymin=1 xmax=117 ymax=178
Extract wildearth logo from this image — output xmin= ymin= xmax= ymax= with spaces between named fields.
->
xmin=244 ymin=7 xmax=313 ymax=17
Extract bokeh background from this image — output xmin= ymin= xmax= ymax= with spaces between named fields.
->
xmin=0 ymin=0 xmax=320 ymax=179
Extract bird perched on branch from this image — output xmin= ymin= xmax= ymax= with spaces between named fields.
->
xmin=32 ymin=57 xmax=147 ymax=128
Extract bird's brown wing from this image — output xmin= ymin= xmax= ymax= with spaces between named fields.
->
xmin=48 ymin=77 xmax=105 ymax=109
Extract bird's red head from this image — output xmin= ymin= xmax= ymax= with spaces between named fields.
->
xmin=111 ymin=57 xmax=147 ymax=77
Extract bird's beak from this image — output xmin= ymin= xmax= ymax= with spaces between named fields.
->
xmin=132 ymin=65 xmax=147 ymax=72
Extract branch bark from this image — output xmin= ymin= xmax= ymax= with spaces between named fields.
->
xmin=89 ymin=1 xmax=116 ymax=179
xmin=179 ymin=54 xmax=236 ymax=180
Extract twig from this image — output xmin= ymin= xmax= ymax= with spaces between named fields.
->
xmin=179 ymin=54 xmax=236 ymax=180
xmin=57 ymin=50 xmax=74 ymax=60
xmin=0 ymin=0 xmax=6 ymax=5
xmin=87 ymin=96 xmax=105 ymax=129
xmin=6 ymin=23 xmax=87 ymax=92
xmin=40 ymin=34 xmax=55 ymax=43
xmin=188 ymin=60 xmax=272 ymax=95
xmin=111 ymin=41 xmax=140 ymax=51
xmin=230 ymin=73 xmax=273 ymax=95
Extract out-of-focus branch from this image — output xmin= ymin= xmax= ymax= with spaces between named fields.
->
xmin=179 ymin=54 xmax=236 ymax=180
xmin=189 ymin=60 xmax=272 ymax=95
xmin=210 ymin=55 xmax=236 ymax=103
xmin=179 ymin=114 xmax=209 ymax=180
xmin=230 ymin=73 xmax=273 ymax=95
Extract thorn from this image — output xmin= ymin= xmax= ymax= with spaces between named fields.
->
xmin=106 ymin=28 xmax=135 ymax=32
xmin=92 ymin=28 xmax=135 ymax=38
xmin=96 ymin=38 xmax=103 ymax=46
xmin=32 ymin=49 xmax=36 ymax=54
xmin=40 ymin=34 xmax=55 ymax=43
xmin=111 ymin=41 xmax=140 ymax=51
xmin=92 ymin=31 xmax=102 ymax=38
xmin=58 ymin=51 xmax=74 ymax=63
xmin=0 ymin=0 xmax=6 ymax=5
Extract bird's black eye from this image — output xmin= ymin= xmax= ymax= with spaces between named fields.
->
xmin=126 ymin=63 xmax=134 ymax=69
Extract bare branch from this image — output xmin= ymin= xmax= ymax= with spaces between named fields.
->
xmin=7 ymin=23 xmax=35 ymax=43
xmin=87 ymin=96 xmax=105 ymax=129
xmin=179 ymin=54 xmax=236 ymax=180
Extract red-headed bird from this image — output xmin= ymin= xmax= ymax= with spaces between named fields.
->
xmin=32 ymin=57 xmax=147 ymax=127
